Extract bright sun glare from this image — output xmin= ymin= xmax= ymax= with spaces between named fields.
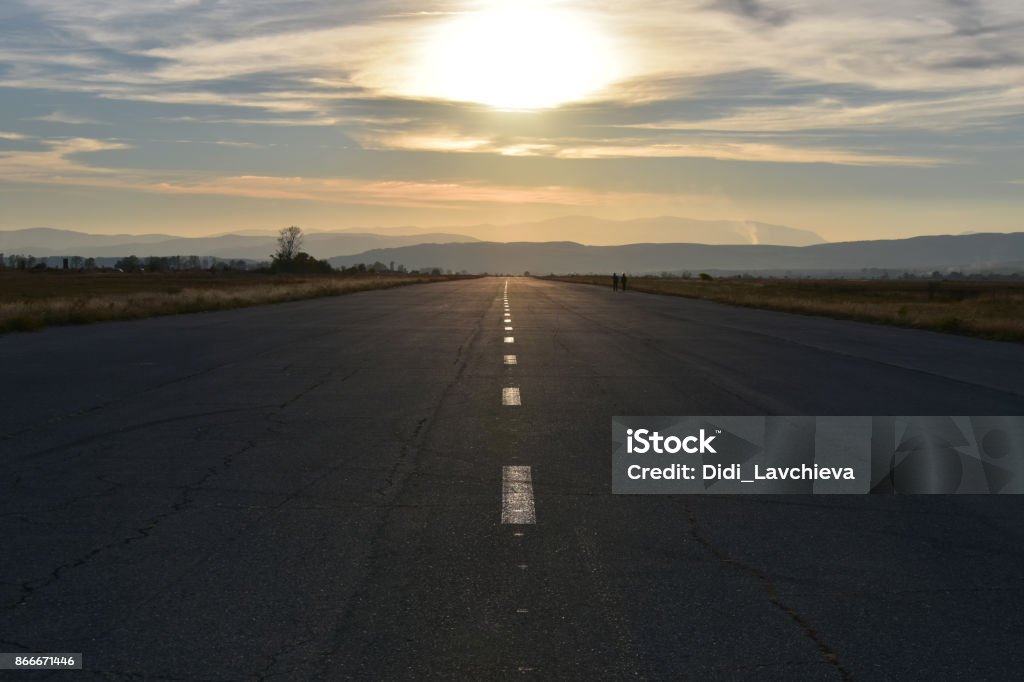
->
xmin=416 ymin=2 xmax=618 ymax=110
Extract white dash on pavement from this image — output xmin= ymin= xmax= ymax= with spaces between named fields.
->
xmin=505 ymin=326 xmax=513 ymax=331
xmin=502 ymin=387 xmax=521 ymax=405
xmin=504 ymin=336 xmax=514 ymax=343
xmin=501 ymin=466 xmax=536 ymax=524
xmin=504 ymin=355 xmax=517 ymax=365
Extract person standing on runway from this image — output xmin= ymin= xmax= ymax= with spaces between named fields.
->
xmin=621 ymin=273 xmax=628 ymax=291
xmin=612 ymin=272 xmax=619 ymax=291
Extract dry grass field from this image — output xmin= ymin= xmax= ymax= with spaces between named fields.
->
xmin=0 ymin=271 xmax=471 ymax=333
xmin=549 ymin=275 xmax=1024 ymax=342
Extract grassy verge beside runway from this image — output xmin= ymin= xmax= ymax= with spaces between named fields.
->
xmin=546 ymin=275 xmax=1024 ymax=342
xmin=0 ymin=271 xmax=475 ymax=334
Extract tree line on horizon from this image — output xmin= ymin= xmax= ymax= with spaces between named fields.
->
xmin=0 ymin=226 xmax=457 ymax=276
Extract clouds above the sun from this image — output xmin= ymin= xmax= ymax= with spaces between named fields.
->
xmin=0 ymin=0 xmax=1022 ymax=237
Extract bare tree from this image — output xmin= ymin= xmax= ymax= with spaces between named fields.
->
xmin=275 ymin=225 xmax=304 ymax=261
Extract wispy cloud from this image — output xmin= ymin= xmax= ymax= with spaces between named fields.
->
xmin=621 ymin=89 xmax=1024 ymax=133
xmin=357 ymin=131 xmax=945 ymax=166
xmin=148 ymin=176 xmax=680 ymax=208
xmin=552 ymin=142 xmax=945 ymax=167
xmin=31 ymin=111 xmax=106 ymax=125
xmin=0 ymin=136 xmax=129 ymax=180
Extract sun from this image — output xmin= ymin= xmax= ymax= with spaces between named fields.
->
xmin=414 ymin=3 xmax=618 ymax=110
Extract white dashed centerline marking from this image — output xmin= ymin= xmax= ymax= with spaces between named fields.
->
xmin=501 ymin=466 xmax=536 ymax=524
xmin=504 ymin=336 xmax=514 ymax=343
xmin=504 ymin=355 xmax=517 ymax=365
xmin=505 ymin=326 xmax=513 ymax=331
xmin=502 ymin=387 xmax=521 ymax=405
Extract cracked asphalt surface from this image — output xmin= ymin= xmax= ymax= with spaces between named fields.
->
xmin=2 ymin=276 xmax=1024 ymax=680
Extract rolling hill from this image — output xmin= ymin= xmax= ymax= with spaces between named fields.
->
xmin=435 ymin=216 xmax=825 ymax=246
xmin=328 ymin=233 xmax=1024 ymax=275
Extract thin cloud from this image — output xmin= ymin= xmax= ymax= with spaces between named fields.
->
xmin=149 ymin=176 xmax=680 ymax=208
xmin=0 ymin=137 xmax=130 ymax=179
xmin=32 ymin=111 xmax=106 ymax=125
xmin=553 ymin=143 xmax=945 ymax=167
xmin=623 ymin=89 xmax=1024 ymax=133
xmin=359 ymin=131 xmax=945 ymax=167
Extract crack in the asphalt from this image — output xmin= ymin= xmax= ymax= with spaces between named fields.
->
xmin=375 ymin=416 xmax=427 ymax=499
xmin=277 ymin=368 xmax=350 ymax=410
xmin=315 ymin=283 xmax=492 ymax=677
xmin=0 ymin=319 xmax=364 ymax=444
xmin=8 ymin=406 xmax=268 ymax=466
xmin=685 ymin=500 xmax=854 ymax=681
xmin=255 ymin=628 xmax=317 ymax=681
xmin=3 ymin=364 xmax=354 ymax=616
xmin=5 ymin=434 xmax=261 ymax=613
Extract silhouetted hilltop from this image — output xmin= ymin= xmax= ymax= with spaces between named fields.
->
xmin=328 ymin=233 xmax=1024 ymax=275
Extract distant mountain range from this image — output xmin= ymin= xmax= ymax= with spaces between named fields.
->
xmin=4 ymin=223 xmax=1023 ymax=275
xmin=420 ymin=216 xmax=825 ymax=246
xmin=328 ymin=233 xmax=1024 ymax=275
xmin=0 ymin=228 xmax=479 ymax=260
xmin=0 ymin=216 xmax=823 ymax=261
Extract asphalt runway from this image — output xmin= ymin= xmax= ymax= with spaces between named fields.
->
xmin=2 ymin=276 xmax=1023 ymax=680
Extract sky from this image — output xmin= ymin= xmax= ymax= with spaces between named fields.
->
xmin=0 ymin=0 xmax=1022 ymax=242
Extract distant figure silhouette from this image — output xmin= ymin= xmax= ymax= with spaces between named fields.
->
xmin=621 ymin=273 xmax=628 ymax=291
xmin=612 ymin=272 xmax=619 ymax=291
